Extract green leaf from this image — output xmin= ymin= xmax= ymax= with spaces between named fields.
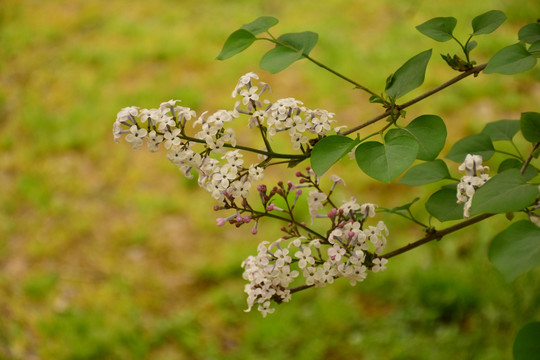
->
xmin=481 ymin=119 xmax=520 ymax=141
xmin=529 ymin=40 xmax=540 ymax=53
xmin=216 ymin=29 xmax=256 ymax=60
xmin=489 ymin=221 xmax=540 ymax=282
xmin=470 ymin=169 xmax=539 ymax=216
xmin=311 ymin=135 xmax=358 ymax=176
xmin=259 ymin=31 xmax=318 ymax=73
xmin=416 ymin=17 xmax=457 ymax=42
xmin=518 ymin=23 xmax=540 ymax=44
xmin=260 ymin=46 xmax=303 ymax=73
xmin=466 ymin=40 xmax=478 ymax=53
xmin=498 ymin=158 xmax=537 ymax=181
xmin=471 ymin=10 xmax=506 ymax=36
xmin=425 ymin=188 xmax=464 ymax=221
xmin=446 ymin=134 xmax=495 ymax=163
xmin=355 ymin=135 xmax=419 ymax=183
xmin=385 ymin=49 xmax=432 ymax=99
xmin=241 ymin=16 xmax=279 ymax=35
xmin=514 ymin=322 xmax=540 ymax=360
xmin=521 ymin=112 xmax=540 ymax=143
xmin=393 ymin=114 xmax=447 ymax=161
xmin=484 ymin=43 xmax=537 ymax=75
xmin=277 ymin=31 xmax=318 ymax=55
xmin=397 ymin=160 xmax=451 ymax=186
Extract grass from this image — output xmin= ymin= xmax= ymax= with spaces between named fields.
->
xmin=1 ymin=0 xmax=540 ymax=359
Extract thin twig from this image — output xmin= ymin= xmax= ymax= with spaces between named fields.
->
xmin=521 ymin=141 xmax=540 ymax=174
xmin=342 ymin=63 xmax=487 ymax=136
xmin=380 ymin=213 xmax=494 ymax=259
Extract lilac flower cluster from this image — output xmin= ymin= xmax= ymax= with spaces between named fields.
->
xmin=113 ymin=73 xmax=344 ymax=205
xmin=456 ymin=154 xmax=491 ymax=218
xmin=240 ymin=171 xmax=389 ymax=316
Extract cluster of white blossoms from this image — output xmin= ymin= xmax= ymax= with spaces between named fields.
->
xmin=242 ymin=191 xmax=388 ymax=317
xmin=113 ymin=72 xmax=344 ymax=204
xmin=456 ymin=154 xmax=491 ymax=218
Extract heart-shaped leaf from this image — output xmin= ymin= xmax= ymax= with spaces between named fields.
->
xmin=397 ymin=160 xmax=451 ymax=186
xmin=311 ymin=135 xmax=359 ymax=176
xmin=470 ymin=169 xmax=539 ymax=216
xmin=385 ymin=49 xmax=432 ymax=99
xmin=497 ymin=158 xmax=537 ymax=181
xmin=260 ymin=46 xmax=303 ymax=73
xmin=489 ymin=220 xmax=540 ymax=282
xmin=446 ymin=134 xmax=494 ymax=163
xmin=241 ymin=16 xmax=279 ymax=35
xmin=387 ymin=114 xmax=447 ymax=161
xmin=216 ymin=29 xmax=256 ymax=60
xmin=484 ymin=43 xmax=537 ymax=75
xmin=355 ymin=135 xmax=418 ymax=183
xmin=471 ymin=10 xmax=506 ymax=36
xmin=425 ymin=188 xmax=464 ymax=221
xmin=416 ymin=17 xmax=457 ymax=42
xmin=277 ymin=31 xmax=318 ymax=55
xmin=518 ymin=23 xmax=540 ymax=44
xmin=521 ymin=111 xmax=540 ymax=143
xmin=481 ymin=119 xmax=520 ymax=141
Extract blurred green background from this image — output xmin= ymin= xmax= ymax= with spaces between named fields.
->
xmin=1 ymin=0 xmax=540 ymax=359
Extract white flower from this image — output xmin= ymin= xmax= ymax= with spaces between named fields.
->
xmin=307 ymin=190 xmax=327 ymax=219
xmin=195 ymin=123 xmax=218 ymax=145
xmin=139 ymin=108 xmax=161 ymax=125
xmin=232 ymin=72 xmax=259 ymax=97
xmin=157 ymin=115 xmax=176 ymax=131
xmin=230 ymin=180 xmax=251 ymax=198
xmin=315 ymin=262 xmax=338 ymax=285
xmin=339 ymin=197 xmax=360 ymax=215
xmin=248 ymin=165 xmax=264 ymax=182
xmin=223 ymin=150 xmax=243 ymax=167
xmin=273 ymin=248 xmax=292 ymax=268
xmin=241 ymin=86 xmax=260 ymax=105
xmin=327 ymin=244 xmax=346 ymax=262
xmin=116 ymin=106 xmax=139 ymax=123
xmin=146 ymin=130 xmax=163 ymax=152
xmin=294 ymin=246 xmax=314 ymax=269
xmin=360 ymin=203 xmax=377 ymax=218
xmin=456 ymin=154 xmax=491 ymax=218
xmin=125 ymin=125 xmax=147 ymax=149
xmin=290 ymin=132 xmax=308 ymax=150
xmin=347 ymin=264 xmax=368 ymax=285
xmin=371 ymin=258 xmax=388 ymax=272
xmin=163 ymin=128 xmax=181 ymax=149
xmin=159 ymin=99 xmax=180 ymax=113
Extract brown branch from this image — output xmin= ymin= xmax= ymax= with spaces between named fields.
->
xmin=342 ymin=63 xmax=487 ymax=136
xmin=380 ymin=212 xmax=494 ymax=259
xmin=521 ymin=141 xmax=540 ymax=174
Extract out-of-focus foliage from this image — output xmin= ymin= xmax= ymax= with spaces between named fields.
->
xmin=1 ymin=0 xmax=539 ymax=359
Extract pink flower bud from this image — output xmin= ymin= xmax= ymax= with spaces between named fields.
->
xmin=216 ymin=218 xmax=226 ymax=226
xmin=295 ymin=171 xmax=302 ymax=177
xmin=266 ymin=204 xmax=276 ymax=211
xmin=243 ymin=216 xmax=251 ymax=223
xmin=213 ymin=205 xmax=220 ymax=211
